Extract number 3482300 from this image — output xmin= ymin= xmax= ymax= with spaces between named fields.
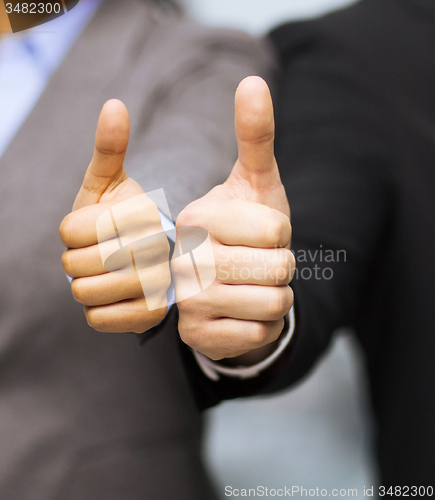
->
xmin=5 ymin=3 xmax=62 ymax=14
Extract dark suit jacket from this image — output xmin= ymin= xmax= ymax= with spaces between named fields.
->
xmin=0 ymin=0 xmax=272 ymax=498
xmin=183 ymin=0 xmax=435 ymax=488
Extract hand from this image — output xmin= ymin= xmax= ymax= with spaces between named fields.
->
xmin=60 ymin=100 xmax=171 ymax=333
xmin=174 ymin=76 xmax=295 ymax=362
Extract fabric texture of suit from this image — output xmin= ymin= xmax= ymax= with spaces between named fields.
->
xmin=0 ymin=0 xmax=273 ymax=498
xmin=183 ymin=0 xmax=435 ymax=488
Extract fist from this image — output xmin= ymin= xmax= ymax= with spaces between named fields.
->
xmin=60 ymin=100 xmax=171 ymax=333
xmin=174 ymin=77 xmax=295 ymax=362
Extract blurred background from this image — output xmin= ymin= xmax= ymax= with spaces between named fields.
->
xmin=182 ymin=1 xmax=378 ymax=498
xmin=184 ymin=0 xmax=358 ymax=34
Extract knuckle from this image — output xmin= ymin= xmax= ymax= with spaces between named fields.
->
xmin=71 ymin=279 xmax=89 ymax=305
xmin=249 ymin=321 xmax=269 ymax=346
xmin=267 ymin=287 xmax=293 ymax=320
xmin=59 ymin=213 xmax=73 ymax=247
xmin=264 ymin=210 xmax=290 ymax=248
xmin=85 ymin=308 xmax=105 ymax=332
xmin=283 ymin=250 xmax=293 ymax=281
xmin=273 ymin=250 xmax=293 ymax=284
xmin=264 ymin=212 xmax=282 ymax=247
xmin=61 ymin=250 xmax=73 ymax=275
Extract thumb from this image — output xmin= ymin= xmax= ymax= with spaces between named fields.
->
xmin=229 ymin=76 xmax=280 ymax=192
xmin=73 ymin=99 xmax=130 ymax=211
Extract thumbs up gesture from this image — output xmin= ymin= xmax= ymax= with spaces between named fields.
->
xmin=59 ymin=100 xmax=171 ymax=333
xmin=175 ymin=77 xmax=295 ymax=362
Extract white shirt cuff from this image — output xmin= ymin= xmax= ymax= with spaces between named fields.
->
xmin=193 ymin=306 xmax=296 ymax=381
